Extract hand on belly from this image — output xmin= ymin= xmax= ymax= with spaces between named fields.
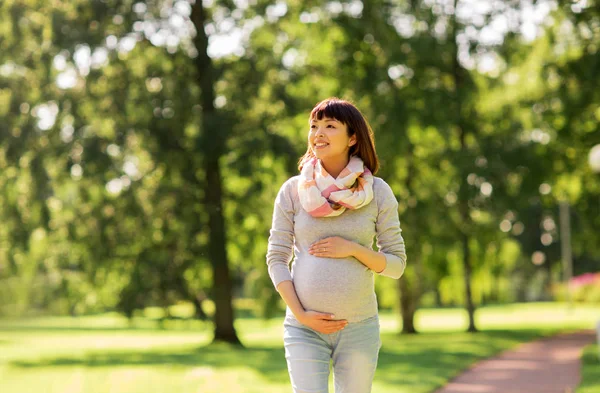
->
xmin=308 ymin=236 xmax=357 ymax=259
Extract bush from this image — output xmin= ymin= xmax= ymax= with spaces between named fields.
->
xmin=552 ymin=272 xmax=600 ymax=303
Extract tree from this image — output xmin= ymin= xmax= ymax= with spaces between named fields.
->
xmin=190 ymin=0 xmax=240 ymax=344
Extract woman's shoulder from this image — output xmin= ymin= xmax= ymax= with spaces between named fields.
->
xmin=276 ymin=175 xmax=301 ymax=200
xmin=280 ymin=175 xmax=300 ymax=190
xmin=372 ymin=176 xmax=394 ymax=195
xmin=372 ymin=176 xmax=397 ymax=206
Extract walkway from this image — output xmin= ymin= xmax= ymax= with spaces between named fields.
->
xmin=434 ymin=330 xmax=596 ymax=393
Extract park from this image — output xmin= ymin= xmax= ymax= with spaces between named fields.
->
xmin=1 ymin=0 xmax=599 ymax=392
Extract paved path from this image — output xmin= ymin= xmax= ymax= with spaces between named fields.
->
xmin=434 ymin=330 xmax=596 ymax=393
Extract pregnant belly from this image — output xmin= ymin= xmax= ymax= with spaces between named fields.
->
xmin=291 ymin=256 xmax=374 ymax=315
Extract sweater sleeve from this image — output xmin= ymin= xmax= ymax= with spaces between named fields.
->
xmin=266 ymin=179 xmax=295 ymax=289
xmin=375 ymin=180 xmax=406 ymax=279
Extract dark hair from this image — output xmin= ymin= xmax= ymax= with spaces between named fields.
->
xmin=298 ymin=97 xmax=379 ymax=174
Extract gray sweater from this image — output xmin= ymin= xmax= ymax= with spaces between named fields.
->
xmin=266 ymin=175 xmax=406 ymax=322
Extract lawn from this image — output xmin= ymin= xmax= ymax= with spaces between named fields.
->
xmin=578 ymin=343 xmax=600 ymax=393
xmin=0 ymin=302 xmax=598 ymax=393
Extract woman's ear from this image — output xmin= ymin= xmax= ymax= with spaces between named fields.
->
xmin=349 ymin=135 xmax=357 ymax=147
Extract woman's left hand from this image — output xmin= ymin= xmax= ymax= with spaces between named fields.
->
xmin=309 ymin=236 xmax=356 ymax=259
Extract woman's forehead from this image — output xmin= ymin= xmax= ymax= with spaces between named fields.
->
xmin=309 ymin=115 xmax=341 ymax=123
xmin=311 ymin=116 xmax=337 ymax=121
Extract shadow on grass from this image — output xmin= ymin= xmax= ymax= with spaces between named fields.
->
xmin=0 ymin=326 xmax=140 ymax=332
xmin=0 ymin=322 xmax=212 ymax=333
xmin=0 ymin=327 xmax=207 ymax=333
xmin=7 ymin=328 xmax=553 ymax=388
xmin=374 ymin=329 xmax=549 ymax=390
xmin=10 ymin=343 xmax=290 ymax=383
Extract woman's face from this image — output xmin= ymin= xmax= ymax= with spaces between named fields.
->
xmin=308 ymin=116 xmax=356 ymax=162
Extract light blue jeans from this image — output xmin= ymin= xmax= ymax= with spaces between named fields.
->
xmin=283 ymin=315 xmax=382 ymax=393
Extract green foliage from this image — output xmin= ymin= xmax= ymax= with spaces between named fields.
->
xmin=1 ymin=0 xmax=599 ymax=337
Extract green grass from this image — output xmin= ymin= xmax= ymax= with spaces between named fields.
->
xmin=0 ymin=302 xmax=598 ymax=393
xmin=578 ymin=343 xmax=600 ymax=393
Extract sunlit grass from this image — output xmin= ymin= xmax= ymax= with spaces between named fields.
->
xmin=578 ymin=344 xmax=600 ymax=393
xmin=0 ymin=302 xmax=598 ymax=393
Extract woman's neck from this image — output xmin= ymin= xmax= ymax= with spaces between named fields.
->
xmin=321 ymin=156 xmax=350 ymax=179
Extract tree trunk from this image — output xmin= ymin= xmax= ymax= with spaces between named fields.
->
xmin=461 ymin=230 xmax=477 ymax=332
xmin=399 ymin=276 xmax=417 ymax=334
xmin=434 ymin=288 xmax=442 ymax=307
xmin=191 ymin=1 xmax=241 ymax=345
xmin=173 ymin=267 xmax=209 ymax=320
xmin=452 ymin=0 xmax=477 ymax=333
xmin=193 ymin=294 xmax=209 ymax=320
xmin=398 ymin=142 xmax=420 ymax=334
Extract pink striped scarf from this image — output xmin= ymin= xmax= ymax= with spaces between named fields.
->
xmin=298 ymin=156 xmax=374 ymax=218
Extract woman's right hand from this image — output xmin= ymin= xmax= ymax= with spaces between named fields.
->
xmin=297 ymin=310 xmax=348 ymax=334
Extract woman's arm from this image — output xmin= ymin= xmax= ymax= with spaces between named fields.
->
xmin=276 ymin=280 xmax=306 ymax=318
xmin=349 ymin=243 xmax=387 ymax=272
xmin=372 ymin=181 xmax=406 ymax=279
xmin=266 ymin=181 xmax=295 ymax=287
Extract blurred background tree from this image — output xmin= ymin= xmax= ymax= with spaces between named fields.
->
xmin=1 ymin=0 xmax=599 ymax=343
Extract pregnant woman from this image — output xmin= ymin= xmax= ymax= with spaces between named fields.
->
xmin=266 ymin=97 xmax=407 ymax=393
